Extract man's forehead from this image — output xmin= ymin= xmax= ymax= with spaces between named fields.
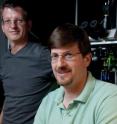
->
xmin=51 ymin=44 xmax=79 ymax=53
xmin=2 ymin=7 xmax=24 ymax=15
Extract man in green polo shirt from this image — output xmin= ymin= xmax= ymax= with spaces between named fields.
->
xmin=33 ymin=23 xmax=117 ymax=124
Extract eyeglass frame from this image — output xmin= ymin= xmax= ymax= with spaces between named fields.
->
xmin=1 ymin=18 xmax=26 ymax=26
xmin=51 ymin=51 xmax=81 ymax=62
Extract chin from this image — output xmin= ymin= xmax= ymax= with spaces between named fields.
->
xmin=9 ymin=35 xmax=20 ymax=39
xmin=57 ymin=79 xmax=72 ymax=86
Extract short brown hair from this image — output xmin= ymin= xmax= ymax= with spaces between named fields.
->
xmin=49 ymin=23 xmax=91 ymax=56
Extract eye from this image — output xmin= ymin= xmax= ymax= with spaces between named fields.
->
xmin=51 ymin=54 xmax=58 ymax=60
xmin=3 ymin=20 xmax=11 ymax=24
xmin=64 ymin=53 xmax=73 ymax=59
xmin=16 ymin=19 xmax=24 ymax=24
xmin=2 ymin=19 xmax=25 ymax=25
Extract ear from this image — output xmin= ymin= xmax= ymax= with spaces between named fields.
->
xmin=84 ymin=53 xmax=92 ymax=67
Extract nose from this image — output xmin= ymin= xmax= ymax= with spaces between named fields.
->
xmin=10 ymin=21 xmax=17 ymax=28
xmin=57 ymin=56 xmax=66 ymax=67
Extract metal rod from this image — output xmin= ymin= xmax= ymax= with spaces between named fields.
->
xmin=75 ymin=0 xmax=78 ymax=25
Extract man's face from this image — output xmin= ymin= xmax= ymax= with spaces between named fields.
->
xmin=1 ymin=7 xmax=31 ymax=43
xmin=51 ymin=43 xmax=91 ymax=88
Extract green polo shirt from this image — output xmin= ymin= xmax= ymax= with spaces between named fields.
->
xmin=33 ymin=72 xmax=117 ymax=124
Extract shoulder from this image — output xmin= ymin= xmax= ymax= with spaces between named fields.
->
xmin=93 ymin=80 xmax=117 ymax=123
xmin=43 ymin=88 xmax=61 ymax=102
xmin=28 ymin=41 xmax=49 ymax=50
xmin=92 ymin=79 xmax=117 ymax=108
xmin=27 ymin=41 xmax=50 ymax=57
xmin=39 ymin=87 xmax=62 ymax=109
xmin=95 ymin=79 xmax=117 ymax=96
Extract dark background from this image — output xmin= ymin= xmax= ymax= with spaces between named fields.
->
xmin=28 ymin=0 xmax=76 ymax=43
xmin=0 ymin=0 xmax=117 ymax=43
xmin=28 ymin=0 xmax=117 ymax=42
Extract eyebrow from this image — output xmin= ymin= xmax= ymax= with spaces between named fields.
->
xmin=51 ymin=50 xmax=80 ymax=55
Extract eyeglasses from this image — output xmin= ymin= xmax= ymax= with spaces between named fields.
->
xmin=2 ymin=19 xmax=25 ymax=26
xmin=51 ymin=52 xmax=81 ymax=62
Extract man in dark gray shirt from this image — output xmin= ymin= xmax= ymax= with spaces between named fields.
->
xmin=0 ymin=0 xmax=57 ymax=123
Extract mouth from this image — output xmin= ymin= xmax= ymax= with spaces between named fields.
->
xmin=10 ymin=31 xmax=19 ymax=34
xmin=56 ymin=70 xmax=71 ymax=76
xmin=56 ymin=69 xmax=71 ymax=74
xmin=9 ymin=30 xmax=19 ymax=33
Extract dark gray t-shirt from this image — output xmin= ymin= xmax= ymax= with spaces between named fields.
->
xmin=0 ymin=41 xmax=55 ymax=124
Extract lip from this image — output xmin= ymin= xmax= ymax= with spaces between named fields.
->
xmin=9 ymin=31 xmax=19 ymax=34
xmin=56 ymin=70 xmax=70 ymax=73
xmin=10 ymin=30 xmax=19 ymax=32
xmin=56 ymin=71 xmax=71 ymax=76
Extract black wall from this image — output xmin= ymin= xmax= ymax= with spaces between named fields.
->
xmin=29 ymin=0 xmax=75 ymax=43
xmin=27 ymin=0 xmax=117 ymax=42
xmin=78 ymin=0 xmax=117 ymax=38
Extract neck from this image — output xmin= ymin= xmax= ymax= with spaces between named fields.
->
xmin=9 ymin=39 xmax=28 ymax=54
xmin=63 ymin=72 xmax=88 ymax=108
xmin=63 ymin=87 xmax=83 ymax=108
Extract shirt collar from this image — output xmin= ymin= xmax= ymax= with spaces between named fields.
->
xmin=75 ymin=72 xmax=96 ymax=103
xmin=55 ymin=72 xmax=96 ymax=105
